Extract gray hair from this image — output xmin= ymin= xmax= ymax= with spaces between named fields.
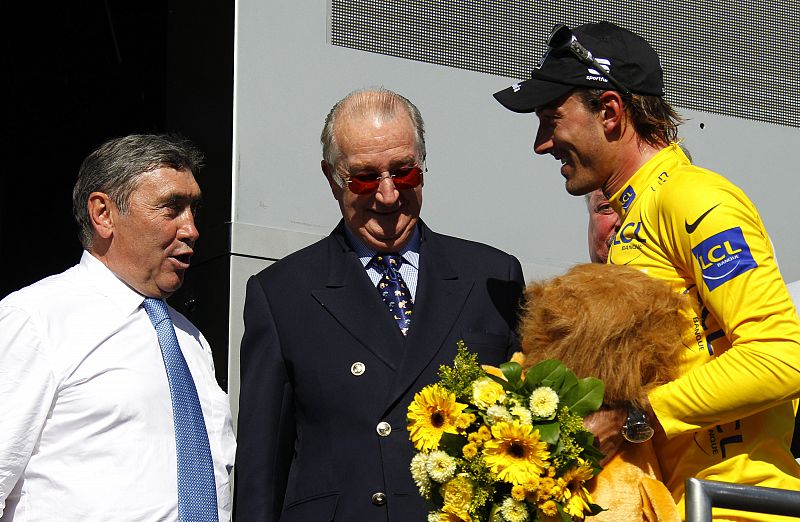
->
xmin=72 ymin=133 xmax=204 ymax=248
xmin=320 ymin=88 xmax=426 ymax=186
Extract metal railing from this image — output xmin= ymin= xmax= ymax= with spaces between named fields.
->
xmin=685 ymin=478 xmax=800 ymax=521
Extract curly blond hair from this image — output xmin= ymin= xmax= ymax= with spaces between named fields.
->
xmin=519 ymin=263 xmax=690 ymax=408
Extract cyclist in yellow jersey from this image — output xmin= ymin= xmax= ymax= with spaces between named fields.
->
xmin=494 ymin=21 xmax=800 ymax=521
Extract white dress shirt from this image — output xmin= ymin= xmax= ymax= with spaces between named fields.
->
xmin=0 ymin=251 xmax=236 ymax=521
xmin=345 ymin=225 xmax=421 ymax=300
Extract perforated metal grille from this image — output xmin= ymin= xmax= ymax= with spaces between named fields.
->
xmin=330 ymin=0 xmax=800 ymax=128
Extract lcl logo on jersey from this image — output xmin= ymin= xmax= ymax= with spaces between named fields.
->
xmin=613 ymin=220 xmax=647 ymax=246
xmin=692 ymin=227 xmax=757 ymax=291
xmin=619 ymin=186 xmax=636 ymax=211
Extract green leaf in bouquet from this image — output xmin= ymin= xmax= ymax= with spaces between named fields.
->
xmin=524 ymin=359 xmax=566 ymax=390
xmin=587 ymin=501 xmax=607 ymax=517
xmin=488 ymin=503 xmax=504 ymax=522
xmin=498 ymin=361 xmax=523 ymax=390
xmin=557 ymin=370 xmax=579 ymax=401
xmin=438 ymin=432 xmax=469 ymax=455
xmin=563 ymin=377 xmax=604 ymax=416
xmin=485 ymin=372 xmax=511 ymax=389
xmin=535 ymin=419 xmax=560 ymax=445
xmin=580 ymin=439 xmax=606 ymax=470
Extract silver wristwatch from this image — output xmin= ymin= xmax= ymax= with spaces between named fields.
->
xmin=621 ymin=404 xmax=654 ymax=443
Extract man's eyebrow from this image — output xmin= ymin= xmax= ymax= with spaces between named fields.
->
xmin=347 ymin=157 xmax=418 ymax=173
xmin=162 ymin=193 xmax=203 ymax=206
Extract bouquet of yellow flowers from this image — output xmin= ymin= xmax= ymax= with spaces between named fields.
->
xmin=407 ymin=342 xmax=605 ymax=522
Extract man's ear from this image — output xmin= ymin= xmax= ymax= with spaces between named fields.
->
xmin=88 ymin=192 xmax=115 ymax=239
xmin=598 ymin=90 xmax=625 ymax=135
xmin=321 ymin=160 xmax=343 ymax=199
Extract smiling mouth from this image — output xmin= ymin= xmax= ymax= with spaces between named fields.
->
xmin=371 ymin=206 xmax=402 ymax=216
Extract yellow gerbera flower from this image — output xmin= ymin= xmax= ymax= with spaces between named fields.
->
xmin=561 ymin=460 xmax=596 ymax=519
xmin=408 ymin=384 xmax=468 ymax=452
xmin=482 ymin=420 xmax=550 ymax=485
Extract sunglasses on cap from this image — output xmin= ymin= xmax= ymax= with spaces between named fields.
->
xmin=547 ymin=23 xmax=632 ymax=96
xmin=341 ymin=166 xmax=424 ymax=195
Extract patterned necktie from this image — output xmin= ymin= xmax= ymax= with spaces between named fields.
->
xmin=373 ymin=254 xmax=414 ymax=335
xmin=142 ymin=297 xmax=218 ymax=522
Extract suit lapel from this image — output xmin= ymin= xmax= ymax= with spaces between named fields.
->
xmin=310 ymin=224 xmax=404 ymax=369
xmin=385 ymin=225 xmax=473 ymax=409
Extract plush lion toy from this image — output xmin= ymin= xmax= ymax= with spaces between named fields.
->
xmin=519 ymin=263 xmax=691 ymax=521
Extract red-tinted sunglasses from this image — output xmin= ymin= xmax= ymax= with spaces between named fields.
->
xmin=343 ymin=166 xmax=424 ymax=195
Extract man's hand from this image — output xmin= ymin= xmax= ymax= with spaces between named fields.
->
xmin=583 ymin=407 xmax=627 ymax=466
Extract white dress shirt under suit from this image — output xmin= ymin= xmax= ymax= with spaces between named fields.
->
xmin=0 ymin=251 xmax=235 ymax=521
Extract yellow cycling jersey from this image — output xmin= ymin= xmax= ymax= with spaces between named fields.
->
xmin=608 ymin=143 xmax=800 ymax=521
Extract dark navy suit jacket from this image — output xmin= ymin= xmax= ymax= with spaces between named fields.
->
xmin=234 ymin=220 xmax=524 ymax=521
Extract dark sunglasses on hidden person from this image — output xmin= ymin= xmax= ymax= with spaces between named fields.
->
xmin=343 ymin=166 xmax=424 ymax=195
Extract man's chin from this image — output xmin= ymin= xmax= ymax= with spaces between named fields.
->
xmin=363 ymin=227 xmax=415 ymax=251
xmin=566 ymin=182 xmax=596 ymax=197
xmin=155 ymin=274 xmax=185 ymax=298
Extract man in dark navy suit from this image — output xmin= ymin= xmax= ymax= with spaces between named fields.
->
xmin=234 ymin=88 xmax=524 ymax=521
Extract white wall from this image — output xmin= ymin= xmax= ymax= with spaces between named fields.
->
xmin=228 ymin=0 xmax=800 ymax=418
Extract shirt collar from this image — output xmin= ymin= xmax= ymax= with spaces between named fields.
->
xmin=344 ymin=225 xmax=421 ymax=270
xmin=80 ymin=250 xmax=154 ymax=315
xmin=608 ymin=142 xmax=689 ymax=219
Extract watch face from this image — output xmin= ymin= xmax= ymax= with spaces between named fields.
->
xmin=622 ymin=421 xmax=654 ymax=443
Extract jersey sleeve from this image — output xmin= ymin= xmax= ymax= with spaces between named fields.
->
xmin=648 ymin=172 xmax=800 ymax=436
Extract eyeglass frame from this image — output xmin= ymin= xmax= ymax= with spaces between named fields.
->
xmin=547 ymin=24 xmax=632 ymax=97
xmin=335 ymin=163 xmax=426 ymax=195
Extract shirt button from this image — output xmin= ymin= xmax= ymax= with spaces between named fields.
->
xmin=371 ymin=492 xmax=387 ymax=506
xmin=376 ymin=421 xmax=392 ymax=437
xmin=350 ymin=362 xmax=366 ymax=376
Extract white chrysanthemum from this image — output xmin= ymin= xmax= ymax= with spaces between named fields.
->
xmin=486 ymin=404 xmax=513 ymax=424
xmin=427 ymin=512 xmax=442 ymax=522
xmin=529 ymin=386 xmax=559 ymax=418
xmin=410 ymin=452 xmax=432 ymax=497
xmin=426 ymin=450 xmax=457 ymax=483
xmin=472 ymin=377 xmax=506 ymax=409
xmin=500 ymin=496 xmax=530 ymax=522
xmin=511 ymin=404 xmax=532 ymax=425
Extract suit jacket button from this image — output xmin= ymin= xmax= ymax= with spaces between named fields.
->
xmin=371 ymin=492 xmax=387 ymax=506
xmin=376 ymin=421 xmax=392 ymax=437
xmin=350 ymin=362 xmax=366 ymax=376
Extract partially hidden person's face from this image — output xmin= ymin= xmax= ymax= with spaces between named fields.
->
xmin=534 ymin=92 xmax=609 ymax=196
xmin=587 ymin=189 xmax=621 ymax=264
xmin=325 ymin=112 xmax=423 ymax=252
xmin=107 ymin=167 xmax=201 ymax=298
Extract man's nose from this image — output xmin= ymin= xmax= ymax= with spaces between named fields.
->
xmin=374 ymin=176 xmax=400 ymax=205
xmin=178 ymin=211 xmax=200 ymax=243
xmin=533 ymin=126 xmax=553 ymax=155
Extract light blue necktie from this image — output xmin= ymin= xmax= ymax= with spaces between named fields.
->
xmin=142 ymin=297 xmax=218 ymax=522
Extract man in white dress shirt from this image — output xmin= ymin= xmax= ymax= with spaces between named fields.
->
xmin=0 ymin=134 xmax=236 ymax=521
